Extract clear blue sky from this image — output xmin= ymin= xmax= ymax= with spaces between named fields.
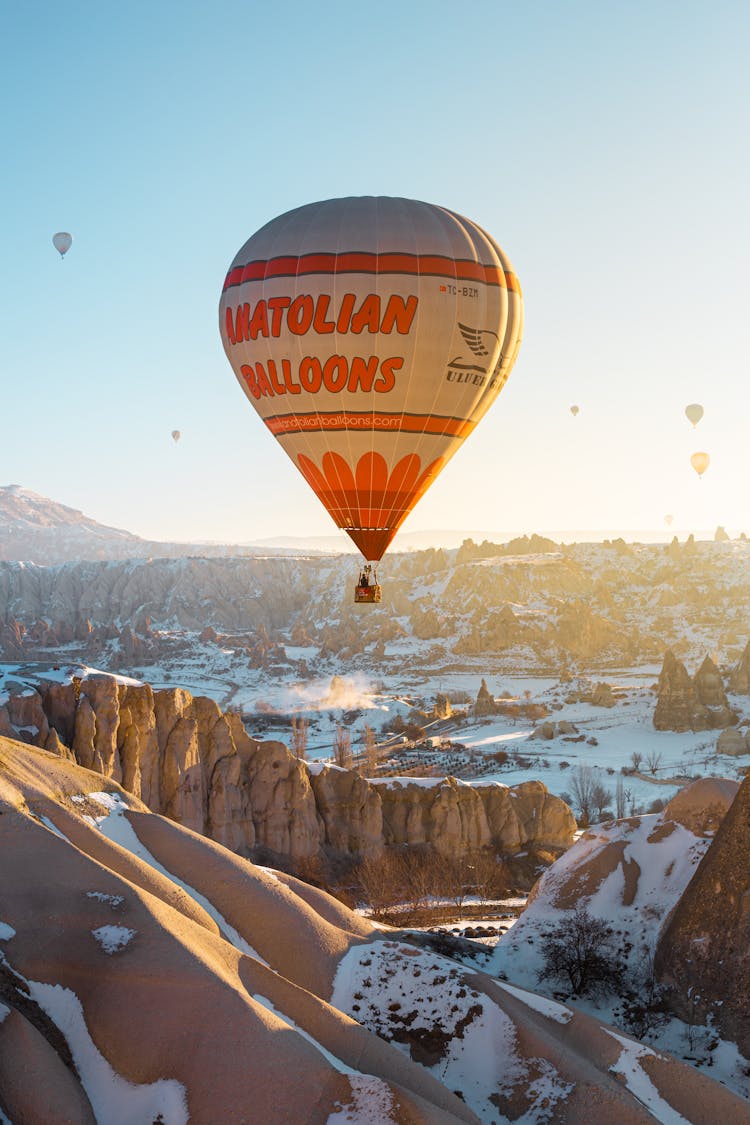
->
xmin=2 ymin=1 xmax=748 ymax=543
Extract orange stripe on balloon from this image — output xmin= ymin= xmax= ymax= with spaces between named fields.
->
xmin=223 ymin=253 xmax=518 ymax=291
xmin=265 ymin=412 xmax=476 ymax=438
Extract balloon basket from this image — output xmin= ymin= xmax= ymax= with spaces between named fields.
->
xmin=354 ymin=563 xmax=381 ymax=603
xmin=354 ymin=583 xmax=382 ymax=604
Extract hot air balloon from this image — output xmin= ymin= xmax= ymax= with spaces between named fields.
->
xmin=690 ymin=451 xmax=710 ymax=477
xmin=664 ymin=514 xmax=674 ymax=526
xmin=570 ymin=405 xmax=579 ymax=417
xmin=685 ymin=403 xmax=703 ymax=427
xmin=219 ymin=196 xmax=523 ymax=601
xmin=52 ymin=232 xmax=72 ymax=259
xmin=171 ymin=430 xmax=181 ymax=443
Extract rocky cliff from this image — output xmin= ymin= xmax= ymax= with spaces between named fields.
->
xmin=653 ymin=649 xmax=738 ymax=731
xmin=655 ymin=773 xmax=750 ymax=1054
xmin=730 ymin=638 xmax=750 ymax=694
xmin=0 ymin=671 xmax=575 ymax=863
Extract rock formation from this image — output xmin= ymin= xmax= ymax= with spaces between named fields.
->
xmin=529 ymin=720 xmax=579 ymax=740
xmin=554 ymin=600 xmax=632 ymax=660
xmin=373 ymin=777 xmax=574 ymax=857
xmin=590 ymin=681 xmax=617 ymax=707
xmin=0 ymin=672 xmax=575 ymax=863
xmin=730 ymin=639 xmax=750 ymax=694
xmin=716 ymin=727 xmax=750 ymax=756
xmin=655 ymin=772 xmax=750 ymax=1054
xmin=693 ymin=655 xmax=738 ymax=727
xmin=653 ymin=650 xmax=737 ymax=731
xmin=473 ymin=678 xmax=496 ymax=715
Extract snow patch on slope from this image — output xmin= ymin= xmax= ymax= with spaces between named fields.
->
xmin=85 ymin=791 xmax=266 ymax=964
xmin=27 ymin=981 xmax=188 ymax=1125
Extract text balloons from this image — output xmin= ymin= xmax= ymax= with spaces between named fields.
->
xmin=685 ymin=403 xmax=703 ymax=427
xmin=219 ymin=196 xmax=523 ymax=560
xmin=52 ymin=232 xmax=72 ymax=258
xmin=690 ymin=451 xmax=710 ymax=477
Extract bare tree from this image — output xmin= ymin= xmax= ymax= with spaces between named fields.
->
xmin=644 ymin=749 xmax=663 ymax=776
xmin=630 ymin=751 xmax=643 ymax=772
xmin=591 ymin=779 xmax=613 ymax=821
xmin=470 ymin=850 xmax=510 ymax=905
xmin=333 ymin=723 xmax=353 ymax=769
xmin=356 ymin=852 xmax=404 ymax=919
xmin=615 ymin=775 xmax=626 ymax=819
xmin=290 ymin=715 xmax=308 ymax=759
xmin=570 ymin=765 xmax=596 ymax=827
xmin=360 ymin=724 xmax=379 ymax=778
xmin=538 ymin=904 xmax=624 ymax=996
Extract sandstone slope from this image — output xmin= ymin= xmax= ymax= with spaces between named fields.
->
xmin=1 ymin=740 xmax=746 ymax=1123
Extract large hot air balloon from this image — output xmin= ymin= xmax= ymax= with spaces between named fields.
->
xmin=690 ymin=451 xmax=710 ymax=477
xmin=171 ymin=430 xmax=181 ymax=443
xmin=570 ymin=405 xmax=579 ymax=417
xmin=685 ymin=403 xmax=703 ymax=427
xmin=52 ymin=232 xmax=72 ymax=259
xmin=219 ymin=197 xmax=523 ymax=598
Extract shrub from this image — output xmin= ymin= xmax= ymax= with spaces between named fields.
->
xmin=537 ymin=904 xmax=624 ymax=996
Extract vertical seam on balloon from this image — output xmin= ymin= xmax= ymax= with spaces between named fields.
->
xmin=378 ymin=197 xmax=430 ymax=541
xmin=331 ymin=198 xmax=355 ymax=534
xmin=307 ymin=200 xmax=356 ymax=532
xmin=287 ymin=204 xmax=341 ymax=528
xmin=389 ymin=201 xmax=460 ymax=535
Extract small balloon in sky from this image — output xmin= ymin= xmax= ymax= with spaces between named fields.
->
xmin=570 ymin=404 xmax=580 ymax=417
xmin=52 ymin=232 xmax=72 ymax=259
xmin=664 ymin=514 xmax=674 ymax=526
xmin=690 ymin=451 xmax=710 ymax=477
xmin=171 ymin=430 xmax=181 ymax=443
xmin=685 ymin=403 xmax=703 ymax=427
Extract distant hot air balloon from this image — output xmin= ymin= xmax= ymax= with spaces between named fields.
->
xmin=690 ymin=451 xmax=710 ymax=477
xmin=664 ymin=514 xmax=674 ymax=526
xmin=171 ymin=430 xmax=181 ymax=443
xmin=685 ymin=403 xmax=703 ymax=427
xmin=570 ymin=405 xmax=579 ymax=417
xmin=219 ymin=197 xmax=523 ymax=595
xmin=52 ymin=232 xmax=72 ymax=259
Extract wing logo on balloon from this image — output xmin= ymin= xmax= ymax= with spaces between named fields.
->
xmin=458 ymin=323 xmax=500 ymax=358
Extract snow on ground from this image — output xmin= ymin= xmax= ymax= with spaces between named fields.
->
xmin=603 ymin=1029 xmax=692 ymax=1125
xmin=0 ymin=922 xmax=16 ymax=941
xmin=327 ymin=1074 xmax=396 ymax=1124
xmin=83 ymin=792 xmax=266 ymax=963
xmin=86 ymin=891 xmax=125 ymax=907
xmin=489 ymin=813 xmax=710 ymax=991
xmin=497 ymin=982 xmax=573 ymax=1024
xmin=91 ymin=925 xmax=136 ymax=954
xmin=0 ymin=662 xmax=142 ymax=702
xmin=330 ymin=939 xmax=573 ymax=1124
xmin=26 ymin=980 xmax=188 ymax=1125
xmin=483 ymin=810 xmax=750 ymax=1105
